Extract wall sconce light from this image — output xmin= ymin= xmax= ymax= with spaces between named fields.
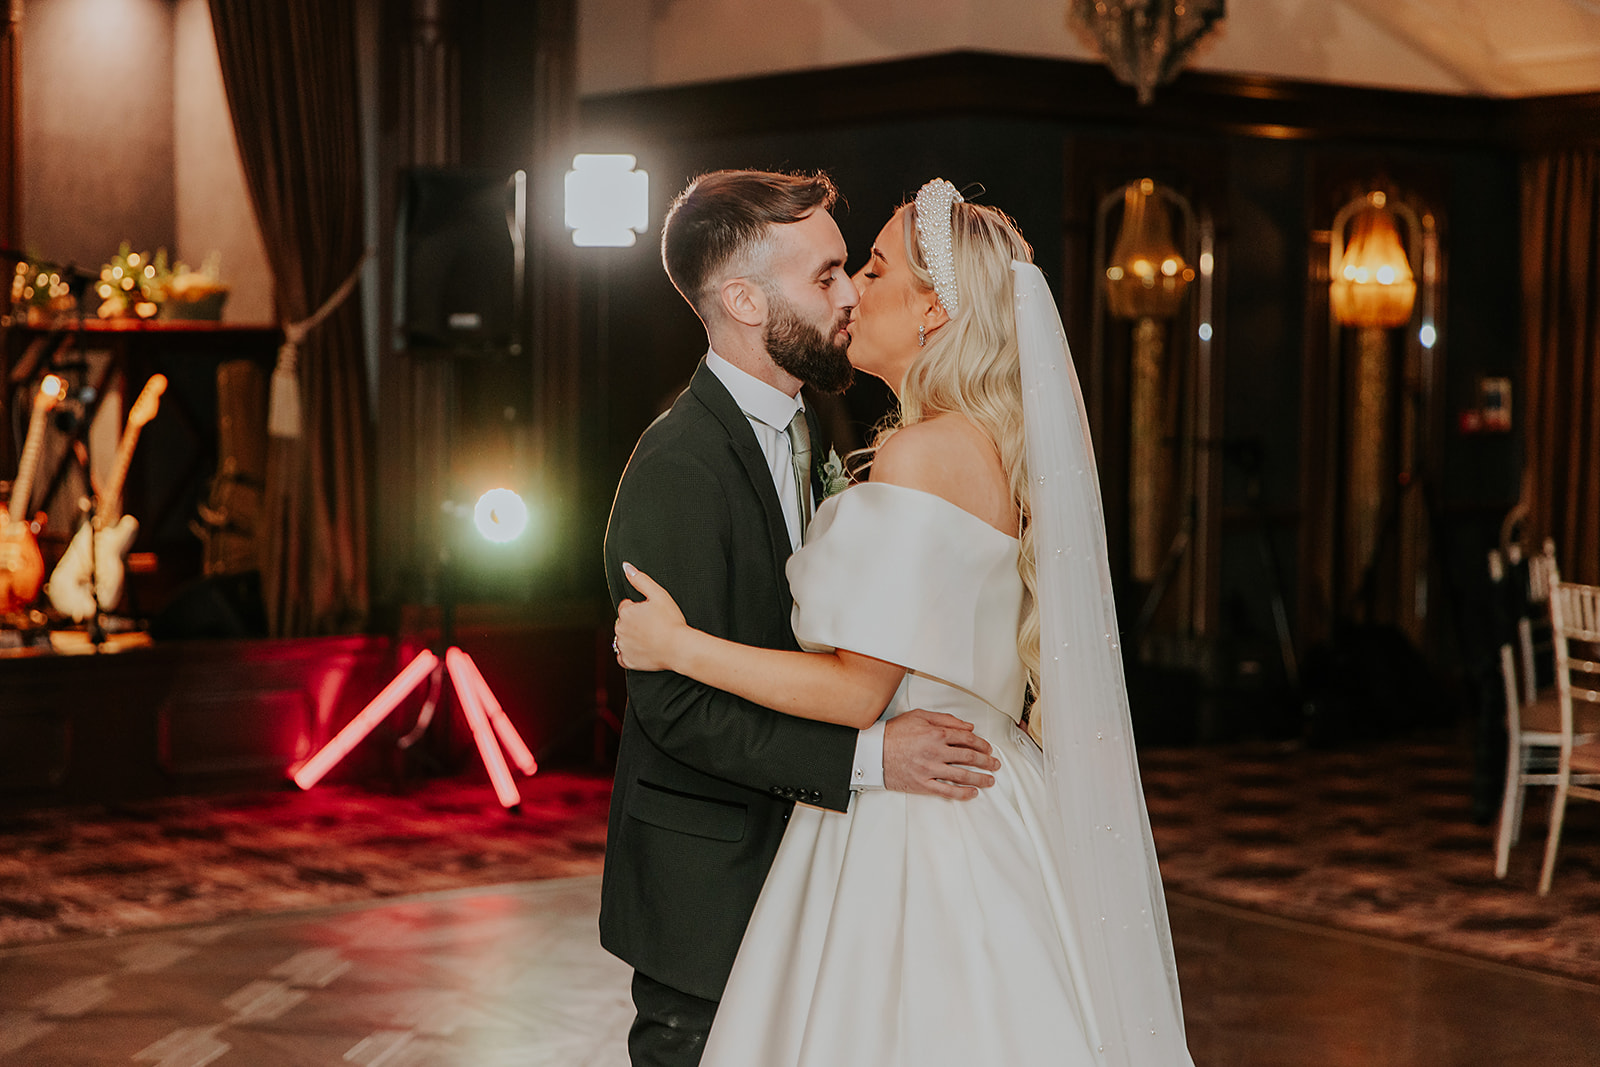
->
xmin=1330 ymin=191 xmax=1416 ymax=329
xmin=1326 ymin=187 xmax=1439 ymax=637
xmin=1106 ymin=179 xmax=1196 ymax=320
xmin=1103 ymin=179 xmax=1198 ymax=586
xmin=1092 ymin=177 xmax=1223 ymax=650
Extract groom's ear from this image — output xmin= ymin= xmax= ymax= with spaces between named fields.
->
xmin=719 ymin=277 xmax=767 ymax=328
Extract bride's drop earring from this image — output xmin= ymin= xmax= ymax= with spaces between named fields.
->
xmin=917 ymin=325 xmax=926 ymax=347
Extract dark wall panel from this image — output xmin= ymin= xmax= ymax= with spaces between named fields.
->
xmin=577 ymin=53 xmax=1549 ymax=737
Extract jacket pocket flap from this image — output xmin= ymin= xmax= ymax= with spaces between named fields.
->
xmin=627 ymin=781 xmax=747 ymax=842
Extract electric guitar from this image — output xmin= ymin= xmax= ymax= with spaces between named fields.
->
xmin=0 ymin=375 xmax=66 ymax=614
xmin=47 ymin=374 xmax=167 ymax=621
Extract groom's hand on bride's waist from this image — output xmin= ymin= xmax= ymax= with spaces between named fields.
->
xmin=882 ymin=710 xmax=1000 ymax=800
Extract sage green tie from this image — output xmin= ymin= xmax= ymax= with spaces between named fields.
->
xmin=785 ymin=409 xmax=813 ymax=535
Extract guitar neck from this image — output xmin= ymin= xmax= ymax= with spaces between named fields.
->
xmin=98 ymin=375 xmax=166 ymax=525
xmin=99 ymin=422 xmax=145 ymax=525
xmin=7 ymin=399 xmax=52 ymax=519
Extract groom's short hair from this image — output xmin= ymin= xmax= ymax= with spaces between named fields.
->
xmin=661 ymin=169 xmax=839 ymax=319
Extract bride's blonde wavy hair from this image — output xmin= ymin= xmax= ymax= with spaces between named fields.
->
xmin=870 ymin=196 xmax=1041 ymax=703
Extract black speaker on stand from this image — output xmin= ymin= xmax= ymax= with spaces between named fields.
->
xmin=397 ymin=168 xmax=527 ymax=358
xmin=395 ymin=166 xmax=533 ymax=604
xmin=378 ymin=168 xmax=536 ymax=791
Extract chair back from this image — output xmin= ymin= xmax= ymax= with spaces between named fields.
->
xmin=1549 ymin=580 xmax=1600 ymax=746
xmin=1488 ymin=550 xmax=1527 ymax=734
xmin=1508 ymin=539 xmax=1560 ymax=704
xmin=1529 ymin=540 xmax=1558 ymax=597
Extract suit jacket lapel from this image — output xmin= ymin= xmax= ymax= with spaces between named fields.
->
xmin=688 ymin=361 xmax=796 ymax=607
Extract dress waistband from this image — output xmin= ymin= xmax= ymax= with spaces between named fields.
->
xmin=887 ymin=699 xmax=1022 ymax=739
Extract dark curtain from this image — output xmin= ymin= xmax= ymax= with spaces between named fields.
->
xmin=1521 ymin=149 xmax=1600 ymax=585
xmin=209 ymin=0 xmax=370 ymax=634
xmin=0 ymin=4 xmax=19 ymax=249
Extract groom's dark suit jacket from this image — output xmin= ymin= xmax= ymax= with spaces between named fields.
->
xmin=602 ymin=358 xmax=858 ymax=1003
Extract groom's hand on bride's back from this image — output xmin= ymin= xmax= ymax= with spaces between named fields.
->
xmin=883 ymin=710 xmax=1000 ymax=800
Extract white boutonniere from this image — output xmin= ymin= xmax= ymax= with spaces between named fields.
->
xmin=820 ymin=448 xmax=850 ymax=499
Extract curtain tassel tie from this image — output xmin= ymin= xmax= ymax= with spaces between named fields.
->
xmin=270 ymin=250 xmax=371 ymax=439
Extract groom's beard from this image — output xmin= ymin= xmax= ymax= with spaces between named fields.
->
xmin=764 ymin=296 xmax=855 ymax=394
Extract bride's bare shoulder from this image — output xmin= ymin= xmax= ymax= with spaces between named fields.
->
xmin=869 ymin=415 xmax=1016 ymax=535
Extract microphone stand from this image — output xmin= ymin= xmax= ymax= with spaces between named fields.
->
xmin=60 ymin=269 xmax=109 ymax=649
xmin=68 ymin=440 xmax=108 ymax=648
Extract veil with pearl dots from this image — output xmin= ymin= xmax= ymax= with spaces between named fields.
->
xmin=1013 ymin=258 xmax=1194 ymax=1067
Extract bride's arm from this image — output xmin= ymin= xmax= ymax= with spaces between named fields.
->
xmin=615 ymin=414 xmax=1012 ymax=731
xmin=614 ymin=562 xmax=904 ymax=730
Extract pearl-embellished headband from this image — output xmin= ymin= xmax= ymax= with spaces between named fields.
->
xmin=913 ymin=178 xmax=962 ymax=316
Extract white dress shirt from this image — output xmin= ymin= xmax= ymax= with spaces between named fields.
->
xmin=706 ymin=350 xmax=884 ymax=789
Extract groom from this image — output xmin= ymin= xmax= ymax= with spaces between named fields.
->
xmin=602 ymin=170 xmax=1000 ymax=1066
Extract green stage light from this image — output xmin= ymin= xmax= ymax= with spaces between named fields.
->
xmin=474 ymin=488 xmax=528 ymax=544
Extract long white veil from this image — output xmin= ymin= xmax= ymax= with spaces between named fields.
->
xmin=1013 ymin=260 xmax=1193 ymax=1067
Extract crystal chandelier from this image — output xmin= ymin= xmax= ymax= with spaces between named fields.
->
xmin=1069 ymin=0 xmax=1227 ymax=105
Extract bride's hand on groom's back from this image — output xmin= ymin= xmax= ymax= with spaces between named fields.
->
xmin=883 ymin=710 xmax=1000 ymax=800
xmin=614 ymin=562 xmax=688 ymax=672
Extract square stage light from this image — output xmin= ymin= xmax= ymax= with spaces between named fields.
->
xmin=564 ymin=154 xmax=649 ymax=248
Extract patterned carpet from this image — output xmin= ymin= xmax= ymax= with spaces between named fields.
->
xmin=3 ymin=740 xmax=1598 ymax=988
xmin=0 ymin=771 xmax=611 ymax=948
xmin=1144 ymin=736 xmax=1600 ymax=985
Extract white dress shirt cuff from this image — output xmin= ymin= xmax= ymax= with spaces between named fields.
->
xmin=851 ymin=719 xmax=886 ymax=790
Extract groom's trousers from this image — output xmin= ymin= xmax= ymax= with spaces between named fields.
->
xmin=629 ymin=971 xmax=719 ymax=1067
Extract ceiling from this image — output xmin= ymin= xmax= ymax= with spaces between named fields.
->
xmin=1333 ymin=0 xmax=1600 ymax=95
xmin=578 ymin=0 xmax=1600 ymax=99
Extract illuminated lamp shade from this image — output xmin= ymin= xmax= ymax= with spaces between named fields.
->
xmin=1330 ymin=194 xmax=1416 ymax=329
xmin=1105 ymin=179 xmax=1194 ymax=321
xmin=565 ymin=154 xmax=649 ymax=247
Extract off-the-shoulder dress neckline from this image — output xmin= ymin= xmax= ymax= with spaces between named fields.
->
xmin=822 ymin=480 xmax=1021 ymax=545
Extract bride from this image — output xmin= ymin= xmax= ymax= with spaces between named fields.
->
xmin=614 ymin=179 xmax=1194 ymax=1067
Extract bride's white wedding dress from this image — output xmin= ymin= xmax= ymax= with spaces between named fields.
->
xmin=701 ymin=481 xmax=1108 ymax=1066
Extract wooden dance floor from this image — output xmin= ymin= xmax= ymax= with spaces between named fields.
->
xmin=0 ymin=877 xmax=633 ymax=1067
xmin=2 ymin=875 xmax=1598 ymax=1066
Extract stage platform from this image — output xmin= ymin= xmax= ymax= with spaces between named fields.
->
xmin=0 ymin=610 xmax=619 ymax=811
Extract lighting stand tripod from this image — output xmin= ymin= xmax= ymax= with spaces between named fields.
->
xmin=291 ymin=527 xmax=538 ymax=810
xmin=292 ymin=644 xmax=537 ymax=810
